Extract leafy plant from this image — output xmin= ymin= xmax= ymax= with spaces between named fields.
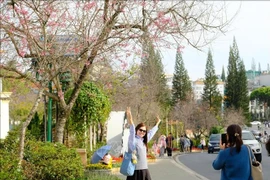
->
xmin=86 ymin=163 xmax=112 ymax=170
xmin=23 ymin=141 xmax=84 ymax=180
xmin=83 ymin=171 xmax=121 ymax=180
xmin=0 ymin=149 xmax=25 ymax=180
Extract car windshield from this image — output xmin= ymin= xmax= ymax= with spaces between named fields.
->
xmin=210 ymin=134 xmax=220 ymax=141
xmin=242 ymin=132 xmax=255 ymax=140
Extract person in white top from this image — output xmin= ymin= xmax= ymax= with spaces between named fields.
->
xmin=200 ymin=137 xmax=206 ymax=153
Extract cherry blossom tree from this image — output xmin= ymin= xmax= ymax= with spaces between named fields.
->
xmin=0 ymin=0 xmax=235 ymax=161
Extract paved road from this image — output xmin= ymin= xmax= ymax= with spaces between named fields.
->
xmin=178 ymin=147 xmax=270 ymax=180
xmin=115 ymin=126 xmax=270 ymax=180
xmin=116 ymin=153 xmax=207 ymax=180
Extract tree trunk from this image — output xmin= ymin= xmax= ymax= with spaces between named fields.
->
xmin=84 ymin=115 xmax=87 ymax=148
xmin=99 ymin=123 xmax=104 ymax=142
xmin=89 ymin=125 xmax=93 ymax=151
xmin=55 ymin=113 xmax=67 ymax=143
xmin=93 ymin=124 xmax=96 ymax=148
xmin=19 ymin=89 xmax=44 ymax=165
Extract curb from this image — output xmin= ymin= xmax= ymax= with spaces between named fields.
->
xmin=172 ymin=153 xmax=210 ymax=180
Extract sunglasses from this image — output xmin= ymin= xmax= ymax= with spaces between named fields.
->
xmin=139 ymin=129 xmax=146 ymax=133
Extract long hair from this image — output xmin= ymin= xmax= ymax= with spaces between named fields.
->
xmin=135 ymin=123 xmax=148 ymax=150
xmin=266 ymin=138 xmax=270 ymax=154
xmin=227 ymin=124 xmax=243 ymax=153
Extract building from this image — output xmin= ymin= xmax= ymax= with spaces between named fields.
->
xmin=248 ymin=74 xmax=270 ymax=121
xmin=192 ymin=79 xmax=225 ymax=101
xmin=165 ymin=74 xmax=173 ymax=90
xmin=246 ymin=70 xmax=261 ymax=81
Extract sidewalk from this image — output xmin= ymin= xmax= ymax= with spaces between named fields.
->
xmin=116 ymin=152 xmax=209 ymax=180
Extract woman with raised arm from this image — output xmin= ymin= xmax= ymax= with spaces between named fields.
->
xmin=126 ymin=107 xmax=161 ymax=180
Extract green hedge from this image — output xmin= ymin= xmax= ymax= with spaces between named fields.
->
xmin=0 ymin=149 xmax=24 ymax=180
xmin=23 ymin=141 xmax=84 ymax=180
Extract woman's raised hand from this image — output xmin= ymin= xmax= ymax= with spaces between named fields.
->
xmin=126 ymin=107 xmax=133 ymax=125
xmin=156 ymin=115 xmax=161 ymax=126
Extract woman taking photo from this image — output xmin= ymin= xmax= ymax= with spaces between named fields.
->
xmin=126 ymin=107 xmax=161 ymax=180
xmin=212 ymin=124 xmax=252 ymax=180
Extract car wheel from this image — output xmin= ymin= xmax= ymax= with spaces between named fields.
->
xmin=255 ymin=153 xmax=262 ymax=163
xmin=208 ymin=150 xmax=210 ymax=154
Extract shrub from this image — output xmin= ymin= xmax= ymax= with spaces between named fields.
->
xmin=0 ymin=149 xmax=25 ymax=180
xmin=86 ymin=163 xmax=112 ymax=170
xmin=83 ymin=171 xmax=121 ymax=180
xmin=23 ymin=140 xmax=84 ymax=180
xmin=0 ymin=125 xmax=31 ymax=180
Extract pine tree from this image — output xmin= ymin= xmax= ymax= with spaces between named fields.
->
xmin=140 ymin=41 xmax=170 ymax=107
xmin=237 ymin=60 xmax=250 ymax=120
xmin=221 ymin=66 xmax=226 ymax=82
xmin=171 ymin=47 xmax=192 ymax=105
xmin=224 ymin=38 xmax=239 ymax=108
xmin=258 ymin=62 xmax=261 ymax=73
xmin=225 ymin=38 xmax=251 ymax=120
xmin=202 ymin=49 xmax=222 ymax=111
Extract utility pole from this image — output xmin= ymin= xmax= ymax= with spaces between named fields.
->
xmin=47 ymin=64 xmax=52 ymax=142
xmin=0 ymin=78 xmax=2 ymax=140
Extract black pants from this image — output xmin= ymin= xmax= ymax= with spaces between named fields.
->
xmin=167 ymin=147 xmax=172 ymax=156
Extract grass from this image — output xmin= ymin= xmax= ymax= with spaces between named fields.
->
xmin=82 ymin=171 xmax=122 ymax=180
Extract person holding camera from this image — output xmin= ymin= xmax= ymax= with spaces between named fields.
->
xmin=212 ymin=124 xmax=252 ymax=180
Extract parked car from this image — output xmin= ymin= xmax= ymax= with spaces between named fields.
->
xmin=250 ymin=121 xmax=261 ymax=125
xmin=242 ymin=130 xmax=262 ymax=162
xmin=208 ymin=134 xmax=221 ymax=153
xmin=251 ymin=129 xmax=262 ymax=141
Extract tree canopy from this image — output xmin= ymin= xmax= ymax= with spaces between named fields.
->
xmin=171 ymin=47 xmax=191 ymax=105
xmin=250 ymin=87 xmax=270 ymax=106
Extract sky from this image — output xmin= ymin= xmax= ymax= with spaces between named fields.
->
xmin=161 ymin=1 xmax=270 ymax=81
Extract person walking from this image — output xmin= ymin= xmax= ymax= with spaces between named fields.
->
xmin=158 ymin=135 xmax=166 ymax=157
xmin=151 ymin=140 xmax=159 ymax=157
xmin=212 ymin=124 xmax=253 ymax=180
xmin=166 ymin=133 xmax=174 ymax=157
xmin=189 ymin=138 xmax=193 ymax=153
xmin=126 ymin=107 xmax=161 ymax=180
xmin=184 ymin=136 xmax=190 ymax=153
xmin=179 ymin=135 xmax=185 ymax=152
xmin=200 ymin=137 xmax=206 ymax=153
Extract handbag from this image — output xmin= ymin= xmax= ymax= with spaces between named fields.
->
xmin=247 ymin=145 xmax=263 ymax=180
xmin=120 ymin=152 xmax=136 ymax=176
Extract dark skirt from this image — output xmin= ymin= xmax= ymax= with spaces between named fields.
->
xmin=126 ymin=169 xmax=152 ymax=180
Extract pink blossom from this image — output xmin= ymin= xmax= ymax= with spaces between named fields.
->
xmin=58 ymin=90 xmax=64 ymax=98
xmin=121 ymin=62 xmax=128 ymax=70
xmin=76 ymin=2 xmax=81 ymax=8
xmin=45 ymin=5 xmax=54 ymax=15
xmin=106 ymin=83 xmax=112 ymax=89
xmin=40 ymin=51 xmax=46 ymax=56
xmin=19 ymin=50 xmax=26 ymax=57
xmin=20 ymin=9 xmax=28 ymax=16
xmin=83 ymin=2 xmax=97 ymax=10
xmin=47 ymin=21 xmax=59 ymax=27
xmin=140 ymin=1 xmax=146 ymax=7
xmin=158 ymin=12 xmax=164 ymax=18
xmin=22 ymin=38 xmax=28 ymax=47
xmin=177 ymin=45 xmax=185 ymax=53
xmin=141 ymin=53 xmax=148 ymax=59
